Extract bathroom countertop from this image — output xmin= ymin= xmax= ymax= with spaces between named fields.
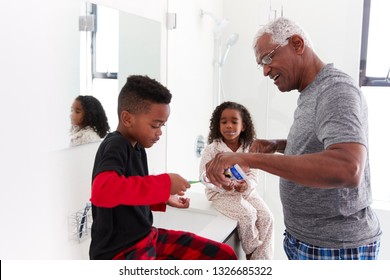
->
xmin=153 ymin=188 xmax=237 ymax=243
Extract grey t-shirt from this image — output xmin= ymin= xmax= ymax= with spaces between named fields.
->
xmin=280 ymin=64 xmax=381 ymax=248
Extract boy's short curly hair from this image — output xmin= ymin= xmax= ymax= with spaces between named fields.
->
xmin=117 ymin=75 xmax=172 ymax=117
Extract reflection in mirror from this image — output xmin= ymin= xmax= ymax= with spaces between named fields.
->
xmin=79 ymin=2 xmax=161 ymax=140
xmin=69 ymin=95 xmax=110 ymax=147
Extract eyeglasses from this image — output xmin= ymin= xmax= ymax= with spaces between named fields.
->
xmin=257 ymin=38 xmax=289 ymax=69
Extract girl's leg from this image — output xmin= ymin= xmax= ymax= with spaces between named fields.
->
xmin=245 ymin=191 xmax=274 ymax=259
xmin=210 ymin=191 xmax=262 ymax=257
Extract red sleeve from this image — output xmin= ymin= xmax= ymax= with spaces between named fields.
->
xmin=90 ymin=171 xmax=171 ymax=208
xmin=150 ymin=203 xmax=167 ymax=212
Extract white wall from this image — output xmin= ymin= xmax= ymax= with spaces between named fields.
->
xmin=0 ymin=0 xmax=80 ymax=259
xmin=47 ymin=142 xmax=101 ymax=259
xmin=165 ymin=0 xmax=225 ymax=180
xmin=365 ymin=87 xmax=390 ymax=260
xmin=0 ymin=0 xmax=169 ymax=259
xmin=1 ymin=0 xmax=388 ymax=260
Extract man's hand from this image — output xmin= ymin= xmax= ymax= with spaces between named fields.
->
xmin=250 ymin=139 xmax=283 ymax=153
xmin=205 ymin=152 xmax=249 ymax=187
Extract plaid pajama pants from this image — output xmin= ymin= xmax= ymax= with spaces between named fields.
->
xmin=113 ymin=227 xmax=238 ymax=260
xmin=283 ymin=230 xmax=380 ymax=260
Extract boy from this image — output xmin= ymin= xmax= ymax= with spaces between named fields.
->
xmin=89 ymin=75 xmax=237 ymax=260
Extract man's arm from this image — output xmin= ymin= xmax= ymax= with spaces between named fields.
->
xmin=207 ymin=142 xmax=366 ymax=189
xmin=249 ymin=139 xmax=287 ymax=154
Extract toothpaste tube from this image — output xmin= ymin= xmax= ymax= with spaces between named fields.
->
xmin=224 ymin=164 xmax=246 ymax=180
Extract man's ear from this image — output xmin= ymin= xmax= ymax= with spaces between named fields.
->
xmin=120 ymin=111 xmax=134 ymax=128
xmin=290 ymin=35 xmax=305 ymax=55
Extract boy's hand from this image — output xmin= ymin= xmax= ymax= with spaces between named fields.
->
xmin=167 ymin=195 xmax=190 ymax=208
xmin=168 ymin=173 xmax=191 ymax=195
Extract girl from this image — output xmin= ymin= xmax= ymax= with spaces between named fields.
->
xmin=199 ymin=101 xmax=274 ymax=259
xmin=70 ymin=95 xmax=110 ymax=147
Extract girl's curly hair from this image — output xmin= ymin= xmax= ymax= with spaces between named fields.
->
xmin=208 ymin=101 xmax=256 ymax=150
xmin=76 ymin=95 xmax=110 ymax=138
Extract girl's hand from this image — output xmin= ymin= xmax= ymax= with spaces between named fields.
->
xmin=233 ymin=180 xmax=248 ymax=193
xmin=221 ymin=183 xmax=234 ymax=191
xmin=166 ymin=195 xmax=190 ymax=209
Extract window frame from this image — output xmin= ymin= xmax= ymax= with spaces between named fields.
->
xmin=91 ymin=4 xmax=118 ymax=80
xmin=359 ymin=0 xmax=390 ymax=87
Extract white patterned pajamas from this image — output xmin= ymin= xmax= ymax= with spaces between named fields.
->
xmin=200 ymin=140 xmax=274 ymax=259
xmin=206 ymin=188 xmax=274 ymax=259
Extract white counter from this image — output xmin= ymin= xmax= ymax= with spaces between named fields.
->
xmin=153 ymin=190 xmax=237 ymax=243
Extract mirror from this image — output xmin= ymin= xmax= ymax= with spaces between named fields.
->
xmin=73 ymin=1 xmax=162 ymax=147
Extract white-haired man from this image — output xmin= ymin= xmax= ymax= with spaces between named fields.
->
xmin=206 ymin=17 xmax=381 ymax=260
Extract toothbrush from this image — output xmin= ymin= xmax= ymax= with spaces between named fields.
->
xmin=79 ymin=203 xmax=91 ymax=238
xmin=187 ymin=180 xmax=201 ymax=184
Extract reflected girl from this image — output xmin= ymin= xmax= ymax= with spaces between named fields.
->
xmin=69 ymin=95 xmax=110 ymax=147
